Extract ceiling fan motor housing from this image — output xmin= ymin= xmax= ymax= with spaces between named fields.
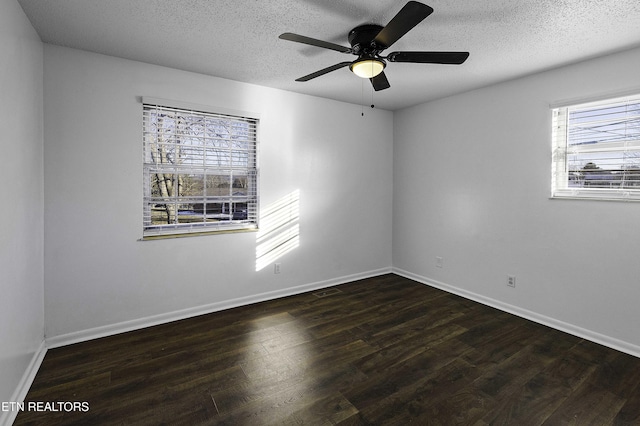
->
xmin=348 ymin=24 xmax=385 ymax=54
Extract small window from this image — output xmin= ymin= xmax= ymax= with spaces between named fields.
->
xmin=552 ymin=93 xmax=640 ymax=201
xmin=142 ymin=101 xmax=258 ymax=237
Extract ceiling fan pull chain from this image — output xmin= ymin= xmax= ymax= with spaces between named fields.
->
xmin=361 ymin=79 xmax=365 ymax=116
xmin=371 ymin=81 xmax=375 ymax=109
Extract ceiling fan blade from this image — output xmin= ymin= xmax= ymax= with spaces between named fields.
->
xmin=279 ymin=33 xmax=352 ymax=53
xmin=387 ymin=51 xmax=470 ymax=64
xmin=295 ymin=62 xmax=353 ymax=82
xmin=370 ymin=72 xmax=391 ymax=91
xmin=373 ymin=1 xmax=434 ymax=49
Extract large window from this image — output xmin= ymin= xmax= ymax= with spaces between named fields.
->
xmin=552 ymin=93 xmax=640 ymax=201
xmin=142 ymin=99 xmax=258 ymax=237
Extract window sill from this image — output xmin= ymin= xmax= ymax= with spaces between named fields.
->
xmin=551 ymin=189 xmax=640 ymax=202
xmin=139 ymin=227 xmax=258 ymax=241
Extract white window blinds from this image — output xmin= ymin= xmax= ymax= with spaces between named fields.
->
xmin=551 ymin=93 xmax=640 ymax=201
xmin=142 ymin=102 xmax=258 ymax=236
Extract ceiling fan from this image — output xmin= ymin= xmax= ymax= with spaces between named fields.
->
xmin=279 ymin=1 xmax=469 ymax=91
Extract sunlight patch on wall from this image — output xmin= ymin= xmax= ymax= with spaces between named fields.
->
xmin=255 ymin=190 xmax=300 ymax=271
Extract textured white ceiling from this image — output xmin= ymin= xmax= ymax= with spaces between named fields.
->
xmin=17 ymin=0 xmax=640 ymax=110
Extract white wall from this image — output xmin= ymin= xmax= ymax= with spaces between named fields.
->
xmin=393 ymin=46 xmax=640 ymax=353
xmin=0 ymin=0 xmax=44 ymax=419
xmin=43 ymin=45 xmax=393 ymax=340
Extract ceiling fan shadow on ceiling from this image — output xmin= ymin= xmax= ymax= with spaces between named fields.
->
xmin=279 ymin=1 xmax=469 ymax=92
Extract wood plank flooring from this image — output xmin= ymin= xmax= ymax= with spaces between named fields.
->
xmin=14 ymin=274 xmax=640 ymax=425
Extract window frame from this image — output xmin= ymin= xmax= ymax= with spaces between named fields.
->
xmin=551 ymin=92 xmax=640 ymax=201
xmin=141 ymin=97 xmax=259 ymax=238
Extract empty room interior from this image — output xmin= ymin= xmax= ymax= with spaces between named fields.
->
xmin=4 ymin=0 xmax=640 ymax=424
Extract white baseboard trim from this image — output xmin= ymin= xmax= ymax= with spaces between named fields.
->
xmin=393 ymin=267 xmax=640 ymax=359
xmin=46 ymin=267 xmax=392 ymax=349
xmin=1 ymin=340 xmax=47 ymax=426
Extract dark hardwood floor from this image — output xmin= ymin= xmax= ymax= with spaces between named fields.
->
xmin=14 ymin=274 xmax=640 ymax=425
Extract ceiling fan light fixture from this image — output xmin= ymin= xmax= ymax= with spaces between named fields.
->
xmin=350 ymin=57 xmax=386 ymax=79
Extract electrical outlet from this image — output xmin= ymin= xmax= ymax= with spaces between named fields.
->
xmin=274 ymin=263 xmax=281 ymax=274
xmin=435 ymin=256 xmax=443 ymax=268
xmin=507 ymin=275 xmax=516 ymax=287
